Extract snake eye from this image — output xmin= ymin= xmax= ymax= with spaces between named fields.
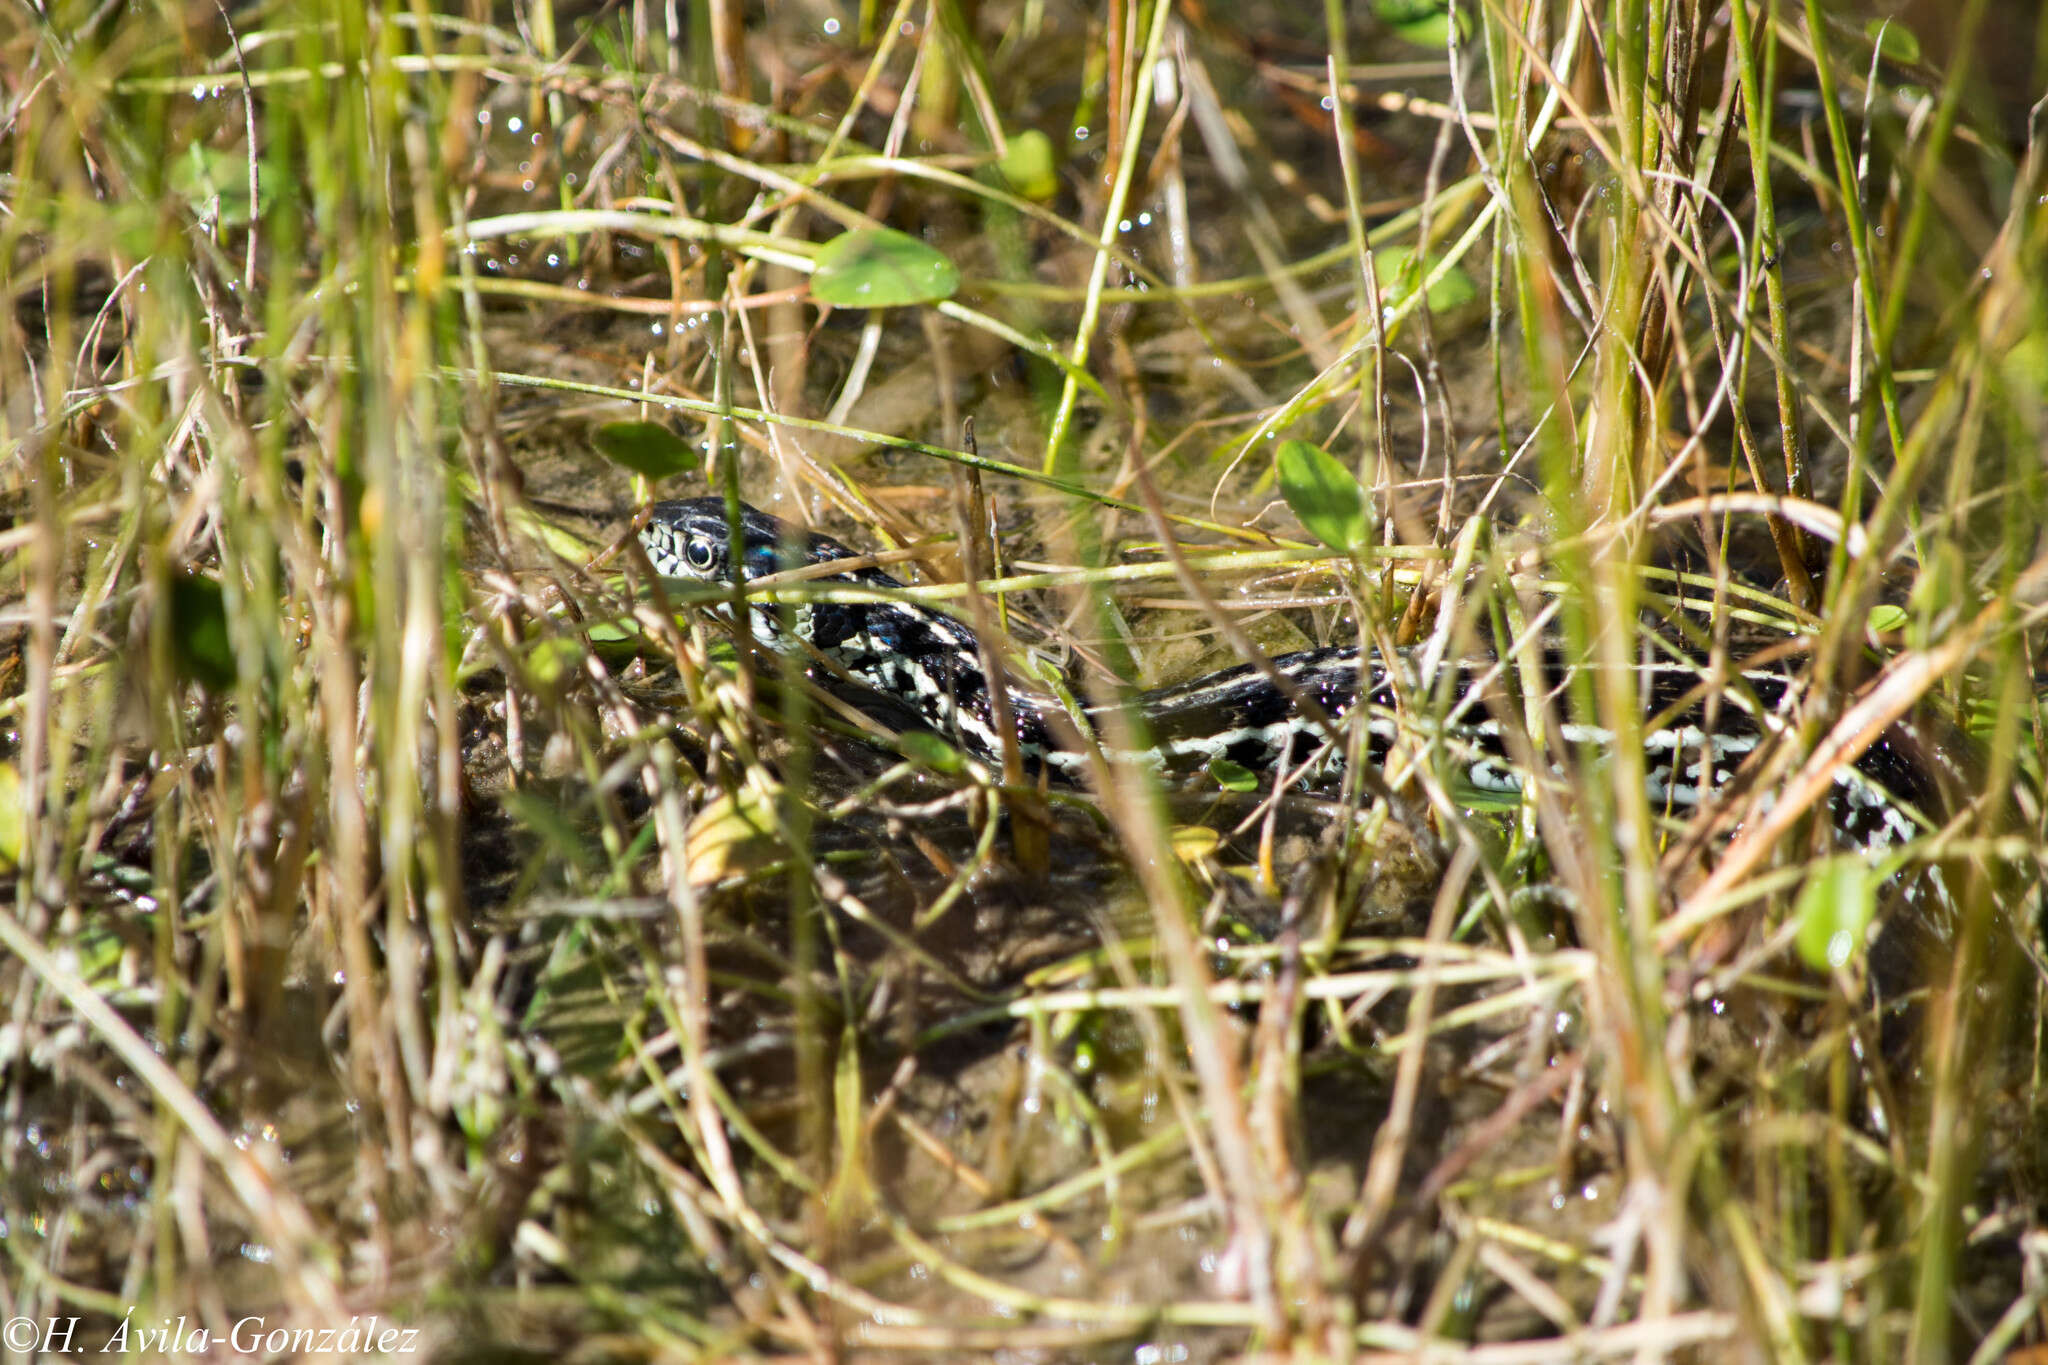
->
xmin=684 ymin=538 xmax=716 ymax=571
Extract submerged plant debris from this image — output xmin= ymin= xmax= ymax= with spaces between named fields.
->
xmin=3 ymin=2 xmax=2048 ymax=1361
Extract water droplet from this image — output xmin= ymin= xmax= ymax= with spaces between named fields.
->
xmin=507 ymin=116 xmax=523 ymax=133
xmin=823 ymin=16 xmax=840 ymax=33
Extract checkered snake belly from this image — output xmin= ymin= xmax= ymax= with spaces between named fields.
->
xmin=639 ymin=497 xmax=1967 ymax=869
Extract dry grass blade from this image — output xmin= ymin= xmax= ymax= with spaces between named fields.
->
xmin=2 ymin=1 xmax=2043 ymax=1361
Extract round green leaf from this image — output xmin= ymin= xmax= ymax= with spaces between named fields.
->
xmin=1373 ymin=0 xmax=1466 ymax=46
xmin=898 ymin=730 xmax=967 ymax=774
xmin=1276 ymin=439 xmax=1370 ymax=552
xmin=685 ymin=783 xmax=784 ymax=887
xmin=811 ymin=228 xmax=961 ymax=308
xmin=1371 ymin=0 xmax=1444 ymax=21
xmin=1865 ymin=19 xmax=1921 ymax=65
xmin=1865 ymin=603 xmax=1908 ymax=636
xmin=0 ymin=762 xmax=23 ymax=870
xmin=1794 ymin=859 xmax=1877 ymax=973
xmin=586 ymin=617 xmax=640 ymax=645
xmin=998 ymin=130 xmax=1059 ymax=202
xmin=1207 ymin=757 xmax=1258 ymax=793
xmin=593 ymin=420 xmax=700 ymax=480
xmin=586 ymin=615 xmax=644 ymax=667
xmin=169 ymin=573 xmax=238 ymax=691
xmin=1377 ymin=245 xmax=1478 ymax=313
xmin=1998 ymin=334 xmax=2048 ymax=396
xmin=526 ymin=636 xmax=586 ymax=690
xmin=1391 ymin=14 xmax=1453 ymax=45
xmin=171 ymin=142 xmax=259 ymax=226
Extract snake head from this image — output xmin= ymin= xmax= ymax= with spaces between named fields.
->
xmin=640 ymin=497 xmax=896 ymax=659
xmin=640 ymin=497 xmax=833 ymax=583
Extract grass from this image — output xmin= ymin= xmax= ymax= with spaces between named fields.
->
xmin=3 ymin=0 xmax=2047 ymax=1360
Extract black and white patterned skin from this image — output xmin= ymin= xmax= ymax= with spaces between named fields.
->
xmin=642 ymin=498 xmax=1074 ymax=771
xmin=639 ymin=497 xmax=1963 ymax=867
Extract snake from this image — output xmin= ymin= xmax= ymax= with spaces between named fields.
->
xmin=638 ymin=496 xmax=1966 ymax=877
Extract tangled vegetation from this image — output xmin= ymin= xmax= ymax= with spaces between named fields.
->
xmin=3 ymin=0 xmax=2047 ymax=1360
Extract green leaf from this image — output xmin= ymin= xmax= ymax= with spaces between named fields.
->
xmin=169 ymin=573 xmax=238 ymax=691
xmin=1865 ymin=19 xmax=1921 ymax=65
xmin=1865 ymin=603 xmax=1908 ymax=636
xmin=1276 ymin=439 xmax=1370 ymax=552
xmin=1794 ymin=859 xmax=1877 ymax=973
xmin=1207 ymin=757 xmax=1258 ymax=792
xmin=811 ymin=228 xmax=961 ymax=308
xmin=685 ymin=783 xmax=784 ymax=886
xmin=1377 ymin=245 xmax=1478 ymax=312
xmin=586 ymin=617 xmax=640 ymax=645
xmin=593 ymin=420 xmax=700 ymax=480
xmin=998 ymin=130 xmax=1059 ymax=201
xmin=586 ymin=615 xmax=645 ymax=666
xmin=1373 ymin=0 xmax=1466 ymax=46
xmin=0 ymin=762 xmax=23 ymax=870
xmin=170 ymin=142 xmax=258 ymax=226
xmin=1998 ymin=333 xmax=2048 ymax=396
xmin=898 ymin=730 xmax=967 ymax=774
xmin=1390 ymin=14 xmax=1454 ymax=45
xmin=1371 ymin=0 xmax=1445 ymax=21
xmin=526 ymin=636 xmax=586 ymax=690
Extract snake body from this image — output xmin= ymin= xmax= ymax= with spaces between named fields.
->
xmin=639 ymin=497 xmax=1960 ymax=868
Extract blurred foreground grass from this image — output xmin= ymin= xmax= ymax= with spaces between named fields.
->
xmin=3 ymin=1 xmax=2048 ymax=1360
